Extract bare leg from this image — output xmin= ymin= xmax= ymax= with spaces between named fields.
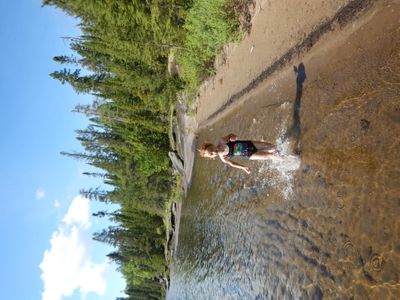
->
xmin=252 ymin=141 xmax=277 ymax=153
xmin=249 ymin=150 xmax=285 ymax=161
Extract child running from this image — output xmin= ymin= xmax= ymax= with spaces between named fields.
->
xmin=199 ymin=133 xmax=284 ymax=174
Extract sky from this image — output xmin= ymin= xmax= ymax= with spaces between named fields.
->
xmin=0 ymin=1 xmax=126 ymax=299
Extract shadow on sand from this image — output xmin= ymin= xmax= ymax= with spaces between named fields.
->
xmin=285 ymin=63 xmax=306 ymax=154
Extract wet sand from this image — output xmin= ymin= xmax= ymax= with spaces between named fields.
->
xmin=177 ymin=0 xmax=377 ymax=249
xmin=170 ymin=0 xmax=400 ymax=298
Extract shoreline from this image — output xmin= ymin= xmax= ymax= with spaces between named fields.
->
xmin=168 ymin=0 xmax=392 ymax=276
xmin=167 ymin=0 xmax=400 ymax=296
xmin=199 ymin=0 xmax=374 ymax=128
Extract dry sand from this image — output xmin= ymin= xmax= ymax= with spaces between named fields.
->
xmin=196 ymin=0 xmax=376 ymax=127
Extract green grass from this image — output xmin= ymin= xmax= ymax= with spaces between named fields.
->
xmin=176 ymin=0 xmax=242 ymax=92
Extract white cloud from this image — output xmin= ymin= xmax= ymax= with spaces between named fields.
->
xmin=39 ymin=195 xmax=107 ymax=300
xmin=54 ymin=200 xmax=60 ymax=208
xmin=62 ymin=195 xmax=90 ymax=228
xmin=36 ymin=188 xmax=46 ymax=200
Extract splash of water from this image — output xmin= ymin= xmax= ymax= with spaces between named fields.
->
xmin=258 ymin=127 xmax=300 ymax=200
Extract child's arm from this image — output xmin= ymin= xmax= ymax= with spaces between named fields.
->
xmin=220 ymin=156 xmax=250 ymax=174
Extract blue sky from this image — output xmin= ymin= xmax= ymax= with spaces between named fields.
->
xmin=0 ymin=1 xmax=125 ymax=299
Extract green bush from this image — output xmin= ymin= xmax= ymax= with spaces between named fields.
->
xmin=177 ymin=0 xmax=241 ymax=90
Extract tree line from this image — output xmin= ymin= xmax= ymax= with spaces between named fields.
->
xmin=43 ymin=0 xmax=244 ymax=298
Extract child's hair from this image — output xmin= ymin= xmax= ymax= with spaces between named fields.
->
xmin=198 ymin=142 xmax=214 ymax=158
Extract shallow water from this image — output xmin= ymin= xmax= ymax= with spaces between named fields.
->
xmin=168 ymin=5 xmax=400 ymax=299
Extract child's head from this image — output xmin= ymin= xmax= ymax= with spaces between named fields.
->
xmin=199 ymin=142 xmax=218 ymax=159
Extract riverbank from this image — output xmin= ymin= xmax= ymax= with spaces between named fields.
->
xmin=168 ymin=0 xmax=400 ymax=298
xmin=196 ymin=0 xmax=376 ymax=127
xmin=170 ymin=0 xmax=390 ymax=256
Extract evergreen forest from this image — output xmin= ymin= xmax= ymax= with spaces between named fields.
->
xmin=43 ymin=0 xmax=250 ymax=298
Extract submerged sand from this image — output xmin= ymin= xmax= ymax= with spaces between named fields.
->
xmin=169 ymin=1 xmax=400 ymax=298
xmin=173 ymin=0 xmax=399 ymax=267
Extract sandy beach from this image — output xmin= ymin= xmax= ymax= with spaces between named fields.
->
xmin=195 ymin=0 xmax=375 ymax=127
xmin=174 ymin=0 xmax=398 ymax=254
xmin=169 ymin=1 xmax=400 ymax=297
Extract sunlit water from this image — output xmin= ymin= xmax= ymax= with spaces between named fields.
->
xmin=168 ymin=5 xmax=400 ymax=299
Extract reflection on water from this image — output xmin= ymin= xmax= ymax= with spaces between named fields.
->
xmin=168 ymin=5 xmax=400 ymax=300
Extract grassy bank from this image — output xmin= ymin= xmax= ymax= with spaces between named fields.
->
xmin=176 ymin=0 xmax=242 ymax=92
xmin=43 ymin=0 xmax=251 ymax=298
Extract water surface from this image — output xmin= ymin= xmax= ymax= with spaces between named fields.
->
xmin=168 ymin=5 xmax=400 ymax=299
